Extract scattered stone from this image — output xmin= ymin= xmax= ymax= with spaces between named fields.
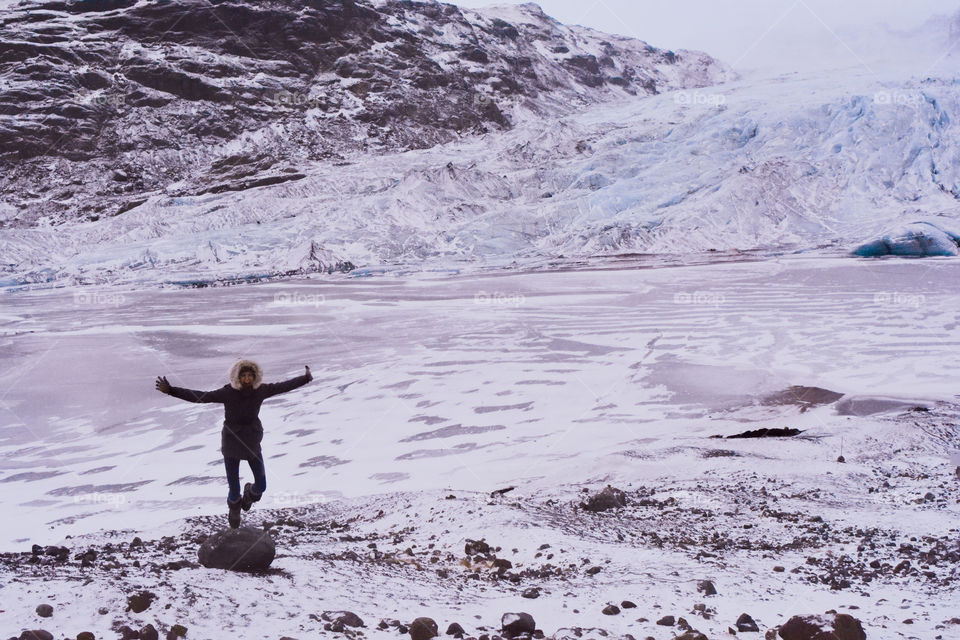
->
xmin=446 ymin=623 xmax=466 ymax=638
xmin=77 ymin=633 xmax=95 ymax=640
xmin=501 ymin=612 xmax=536 ymax=638
xmin=585 ymin=566 xmax=602 ymax=575
xmin=602 ymin=604 xmax=620 ymax=615
xmin=778 ymin=613 xmax=865 ymax=640
xmin=581 ymin=485 xmax=627 ymax=512
xmin=836 ymin=455 xmax=845 ymax=463
xmin=321 ymin=611 xmax=365 ymax=630
xmin=117 ymin=625 xmax=138 ymax=640
xmin=139 ymin=625 xmax=159 ymax=640
xmin=697 ymin=580 xmax=717 ymax=596
xmin=671 ymin=633 xmax=707 ymax=640
xmin=409 ymin=617 xmax=438 ymax=640
xmin=35 ymin=604 xmax=53 ymax=618
xmin=166 ymin=625 xmax=188 ymax=640
xmin=464 ymin=539 xmax=491 ymax=556
xmin=621 ymin=600 xmax=637 ymax=608
xmin=773 ymin=566 xmax=785 ymax=572
xmin=736 ymin=613 xmax=759 ymax=632
xmin=492 ymin=558 xmax=512 ymax=572
xmin=521 ymin=587 xmax=540 ymax=599
xmin=198 ymin=527 xmax=276 ymax=571
xmin=18 ymin=632 xmax=53 ymax=640
xmin=126 ymin=590 xmax=156 ymax=613
xmin=657 ymin=616 xmax=676 ymax=626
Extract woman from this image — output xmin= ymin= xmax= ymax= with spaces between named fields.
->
xmin=156 ymin=360 xmax=312 ymax=528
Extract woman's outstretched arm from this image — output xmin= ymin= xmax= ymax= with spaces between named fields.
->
xmin=155 ymin=376 xmax=228 ymax=403
xmin=260 ymin=365 xmax=313 ymax=398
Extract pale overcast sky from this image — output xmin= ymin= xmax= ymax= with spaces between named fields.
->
xmin=453 ymin=0 xmax=959 ymax=73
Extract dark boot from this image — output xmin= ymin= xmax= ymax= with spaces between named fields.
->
xmin=227 ymin=496 xmax=242 ymax=528
xmin=241 ymin=482 xmax=262 ymax=511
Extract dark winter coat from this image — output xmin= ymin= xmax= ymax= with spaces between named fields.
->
xmin=168 ymin=359 xmax=310 ymax=460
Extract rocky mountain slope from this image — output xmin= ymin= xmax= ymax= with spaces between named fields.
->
xmin=0 ymin=0 xmax=728 ymax=227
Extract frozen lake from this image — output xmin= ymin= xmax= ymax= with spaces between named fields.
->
xmin=1 ymin=256 xmax=957 ymax=549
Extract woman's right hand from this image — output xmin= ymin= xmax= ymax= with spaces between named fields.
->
xmin=155 ymin=376 xmax=171 ymax=394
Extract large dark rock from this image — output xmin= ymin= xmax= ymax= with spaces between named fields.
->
xmin=197 ymin=526 xmax=276 ymax=571
xmin=778 ymin=613 xmax=866 ymax=640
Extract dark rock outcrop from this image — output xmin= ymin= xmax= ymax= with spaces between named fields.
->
xmin=581 ymin=485 xmax=627 ymax=512
xmin=778 ymin=613 xmax=866 ymax=640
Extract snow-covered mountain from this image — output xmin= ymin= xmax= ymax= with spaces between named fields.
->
xmin=0 ymin=0 xmax=725 ymax=224
xmin=0 ymin=1 xmax=958 ymax=289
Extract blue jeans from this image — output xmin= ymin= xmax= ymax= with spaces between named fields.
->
xmin=224 ymin=456 xmax=266 ymax=502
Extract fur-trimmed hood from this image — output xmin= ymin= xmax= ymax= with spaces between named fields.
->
xmin=229 ymin=359 xmax=263 ymax=390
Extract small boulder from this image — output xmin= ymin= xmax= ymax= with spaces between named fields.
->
xmin=126 ymin=590 xmax=155 ymax=613
xmin=117 ymin=626 xmax=138 ymax=640
xmin=736 ymin=613 xmax=759 ymax=632
xmin=521 ymin=587 xmax=540 ymax=599
xmin=198 ymin=527 xmax=276 ymax=571
xmin=581 ymin=485 xmax=627 ymax=512
xmin=672 ymin=633 xmax=707 ymax=640
xmin=321 ymin=611 xmax=364 ymax=628
xmin=464 ymin=539 xmax=491 ymax=556
xmin=77 ymin=633 xmax=95 ymax=640
xmin=602 ymin=604 xmax=620 ymax=615
xmin=657 ymin=616 xmax=676 ymax=626
xmin=696 ymin=580 xmax=717 ymax=596
xmin=139 ymin=625 xmax=159 ymax=640
xmin=166 ymin=626 xmax=188 ymax=640
xmin=35 ymin=604 xmax=53 ymax=618
xmin=778 ymin=613 xmax=866 ymax=640
xmin=621 ymin=600 xmax=637 ymax=608
xmin=492 ymin=558 xmax=512 ymax=572
xmin=409 ymin=617 xmax=438 ymax=640
xmin=19 ymin=632 xmax=53 ymax=640
xmin=446 ymin=623 xmax=465 ymax=638
xmin=501 ymin=612 xmax=536 ymax=638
